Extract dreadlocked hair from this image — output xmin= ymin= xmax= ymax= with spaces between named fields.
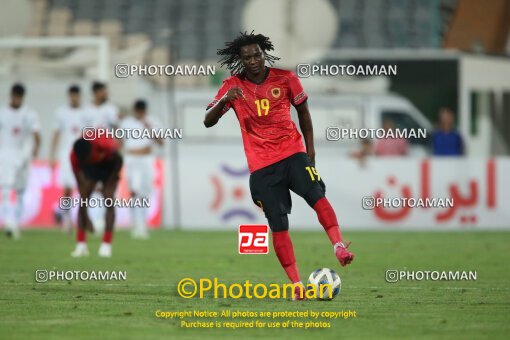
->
xmin=217 ymin=31 xmax=280 ymax=75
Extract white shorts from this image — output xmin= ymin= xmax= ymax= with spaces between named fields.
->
xmin=124 ymin=155 xmax=154 ymax=197
xmin=58 ymin=154 xmax=76 ymax=188
xmin=0 ymin=158 xmax=29 ymax=190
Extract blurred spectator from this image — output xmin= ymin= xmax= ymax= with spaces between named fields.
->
xmin=373 ymin=119 xmax=408 ymax=156
xmin=432 ymin=108 xmax=464 ymax=156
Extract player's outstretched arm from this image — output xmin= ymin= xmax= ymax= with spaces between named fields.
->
xmin=204 ymin=87 xmax=243 ymax=128
xmin=32 ymin=131 xmax=41 ymax=159
xmin=296 ymin=102 xmax=315 ymax=164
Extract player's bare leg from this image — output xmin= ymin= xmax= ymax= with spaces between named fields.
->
xmin=1 ymin=187 xmax=24 ymax=240
xmin=130 ymin=191 xmax=149 ymax=240
xmin=1 ymin=187 xmax=16 ymax=239
xmin=1 ymin=186 xmax=22 ymax=240
xmin=11 ymin=189 xmax=26 ymax=240
xmin=71 ymin=177 xmax=95 ymax=257
xmin=77 ymin=181 xmax=95 ymax=233
xmin=98 ymin=175 xmax=119 ymax=258
xmin=312 ymin=197 xmax=354 ymax=266
xmin=61 ymin=187 xmax=72 ymax=233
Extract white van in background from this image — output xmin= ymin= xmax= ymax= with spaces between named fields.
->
xmin=177 ymin=90 xmax=433 ymax=156
xmin=304 ymin=93 xmax=433 ymax=156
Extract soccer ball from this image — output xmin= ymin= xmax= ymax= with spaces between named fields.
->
xmin=307 ymin=268 xmax=341 ymax=300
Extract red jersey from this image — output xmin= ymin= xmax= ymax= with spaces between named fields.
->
xmin=71 ymin=135 xmax=119 ymax=172
xmin=208 ymin=68 xmax=308 ymax=173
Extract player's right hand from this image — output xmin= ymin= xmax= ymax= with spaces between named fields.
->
xmin=221 ymin=87 xmax=244 ymax=103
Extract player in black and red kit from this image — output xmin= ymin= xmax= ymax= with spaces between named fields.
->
xmin=204 ymin=32 xmax=354 ymax=300
xmin=69 ymin=135 xmax=123 ymax=258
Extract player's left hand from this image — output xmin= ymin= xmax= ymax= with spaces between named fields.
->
xmin=308 ymin=150 xmax=316 ymax=166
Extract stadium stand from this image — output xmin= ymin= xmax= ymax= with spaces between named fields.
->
xmin=19 ymin=0 xmax=458 ymax=60
xmin=2 ymin=0 xmax=459 ymax=88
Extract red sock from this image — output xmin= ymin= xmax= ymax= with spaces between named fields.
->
xmin=272 ymin=231 xmax=301 ymax=283
xmin=102 ymin=231 xmax=113 ymax=244
xmin=313 ymin=197 xmax=342 ymax=245
xmin=77 ymin=228 xmax=86 ymax=242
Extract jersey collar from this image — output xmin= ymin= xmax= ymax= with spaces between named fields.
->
xmin=242 ymin=67 xmax=271 ymax=85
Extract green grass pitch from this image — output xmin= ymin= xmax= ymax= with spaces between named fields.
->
xmin=1 ymin=230 xmax=509 ymax=339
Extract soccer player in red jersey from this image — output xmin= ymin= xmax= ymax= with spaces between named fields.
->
xmin=204 ymin=32 xmax=354 ymax=300
xmin=69 ymin=134 xmax=123 ymax=258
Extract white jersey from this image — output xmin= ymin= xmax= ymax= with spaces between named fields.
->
xmin=82 ymin=102 xmax=119 ymax=128
xmin=119 ymin=115 xmax=162 ymax=152
xmin=53 ymin=105 xmax=86 ymax=158
xmin=0 ymin=105 xmax=40 ymax=162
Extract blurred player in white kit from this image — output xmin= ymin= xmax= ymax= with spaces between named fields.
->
xmin=0 ymin=84 xmax=41 ymax=239
xmin=50 ymin=85 xmax=86 ymax=231
xmin=83 ymin=81 xmax=119 ymax=232
xmin=119 ymin=100 xmax=162 ymax=239
xmin=83 ymin=81 xmax=119 ymax=129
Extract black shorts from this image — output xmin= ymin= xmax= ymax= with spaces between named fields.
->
xmin=81 ymin=152 xmax=123 ymax=184
xmin=249 ymin=152 xmax=326 ymax=217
